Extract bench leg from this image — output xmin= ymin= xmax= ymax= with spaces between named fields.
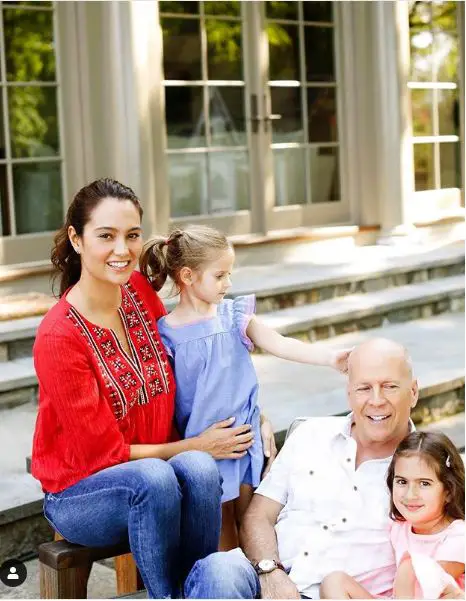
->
xmin=114 ymin=553 xmax=144 ymax=595
xmin=40 ymin=561 xmax=92 ymax=599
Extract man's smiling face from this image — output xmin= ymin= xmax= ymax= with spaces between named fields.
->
xmin=347 ymin=339 xmax=418 ymax=450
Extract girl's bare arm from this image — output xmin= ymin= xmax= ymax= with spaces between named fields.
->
xmin=247 ymin=316 xmax=350 ymax=373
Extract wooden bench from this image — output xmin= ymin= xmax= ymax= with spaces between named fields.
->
xmin=38 ymin=538 xmax=143 ymax=599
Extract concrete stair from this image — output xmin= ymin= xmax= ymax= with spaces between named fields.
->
xmin=0 ymin=243 xmax=464 ymax=411
xmin=258 ymin=275 xmax=464 ymax=341
xmin=231 ymin=240 xmax=465 ymax=313
xmin=0 ymin=240 xmax=464 ymax=562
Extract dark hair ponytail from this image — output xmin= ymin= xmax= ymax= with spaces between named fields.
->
xmin=51 ymin=178 xmax=143 ymax=297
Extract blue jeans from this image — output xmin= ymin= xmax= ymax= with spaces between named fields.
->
xmin=184 ymin=550 xmax=312 ymax=599
xmin=184 ymin=549 xmax=260 ymax=598
xmin=44 ymin=452 xmax=222 ymax=599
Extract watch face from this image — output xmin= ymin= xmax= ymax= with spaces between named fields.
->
xmin=258 ymin=560 xmax=276 ymax=572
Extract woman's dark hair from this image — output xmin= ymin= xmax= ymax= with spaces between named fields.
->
xmin=387 ymin=431 xmax=465 ymax=522
xmin=51 ymin=178 xmax=143 ymax=297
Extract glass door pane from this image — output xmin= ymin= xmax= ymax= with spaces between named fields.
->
xmin=266 ymin=0 xmax=341 ymax=208
xmin=161 ymin=1 xmax=251 ymax=219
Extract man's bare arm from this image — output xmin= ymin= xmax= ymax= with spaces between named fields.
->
xmin=240 ymin=494 xmax=301 ymax=599
xmin=240 ymin=493 xmax=282 ymax=563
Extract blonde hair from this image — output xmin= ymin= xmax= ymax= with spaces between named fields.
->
xmin=140 ymin=225 xmax=231 ymax=292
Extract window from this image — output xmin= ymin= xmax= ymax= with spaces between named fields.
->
xmin=266 ymin=1 xmax=340 ymax=206
xmin=160 ymin=1 xmax=249 ymax=218
xmin=409 ymin=0 xmax=460 ymax=191
xmin=0 ymin=1 xmax=64 ymax=236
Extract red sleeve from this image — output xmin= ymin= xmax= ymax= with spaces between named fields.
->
xmin=130 ymin=270 xmax=167 ymax=318
xmin=34 ymin=331 xmax=130 ymax=472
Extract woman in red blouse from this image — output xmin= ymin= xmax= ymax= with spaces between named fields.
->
xmin=31 ymin=178 xmax=256 ymax=598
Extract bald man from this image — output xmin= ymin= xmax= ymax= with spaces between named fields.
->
xmin=185 ymin=338 xmax=419 ymax=599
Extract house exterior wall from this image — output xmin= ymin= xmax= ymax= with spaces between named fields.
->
xmin=0 ymin=0 xmax=462 ymax=267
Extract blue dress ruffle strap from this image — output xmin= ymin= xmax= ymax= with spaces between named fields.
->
xmin=232 ymin=294 xmax=256 ymax=351
xmin=158 ymin=295 xmax=263 ymax=502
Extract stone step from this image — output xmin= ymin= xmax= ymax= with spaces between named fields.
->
xmin=0 ymin=275 xmax=464 ymax=410
xmin=0 ymin=242 xmax=463 ymax=323
xmin=0 ymin=246 xmax=463 ymax=365
xmin=258 ymin=274 xmax=464 ymax=342
xmin=160 ymin=241 xmax=465 ymax=314
xmin=0 ymin=357 xmax=37 ymax=410
xmin=0 ymin=316 xmax=42 ymax=363
xmin=422 ymin=412 xmax=465 ymax=452
xmin=0 ymin=292 xmax=55 ymax=322
xmin=236 ymin=241 xmax=465 ymax=315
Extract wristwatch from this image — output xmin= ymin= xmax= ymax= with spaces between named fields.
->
xmin=253 ymin=559 xmax=286 ymax=576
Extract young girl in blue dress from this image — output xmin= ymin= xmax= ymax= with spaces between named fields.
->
xmin=140 ymin=225 xmax=350 ymax=550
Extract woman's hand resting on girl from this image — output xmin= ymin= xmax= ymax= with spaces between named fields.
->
xmin=196 ymin=417 xmax=254 ymax=459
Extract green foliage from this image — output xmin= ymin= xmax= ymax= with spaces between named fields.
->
xmin=206 ymin=19 xmax=242 ymax=78
xmin=159 ymin=1 xmax=199 ymax=15
xmin=3 ymin=7 xmax=58 ymax=158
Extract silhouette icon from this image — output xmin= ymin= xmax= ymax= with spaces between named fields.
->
xmin=0 ymin=559 xmax=27 ymax=587
xmin=7 ymin=566 xmax=19 ymax=580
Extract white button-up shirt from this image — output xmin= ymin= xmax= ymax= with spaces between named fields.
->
xmin=255 ymin=415 xmax=413 ymax=599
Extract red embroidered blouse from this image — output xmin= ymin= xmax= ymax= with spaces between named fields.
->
xmin=32 ymin=271 xmax=175 ymax=493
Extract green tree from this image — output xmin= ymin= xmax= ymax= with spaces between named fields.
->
xmin=3 ymin=7 xmax=58 ymax=158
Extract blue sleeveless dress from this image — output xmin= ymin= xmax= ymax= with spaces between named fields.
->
xmin=157 ymin=295 xmax=263 ymax=502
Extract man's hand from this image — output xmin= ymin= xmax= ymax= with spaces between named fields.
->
xmin=259 ymin=570 xmax=301 ymax=599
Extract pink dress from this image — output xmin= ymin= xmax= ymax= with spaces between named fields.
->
xmin=390 ymin=519 xmax=465 ymax=598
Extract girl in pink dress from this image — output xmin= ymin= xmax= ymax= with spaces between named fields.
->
xmin=320 ymin=431 xmax=465 ymax=599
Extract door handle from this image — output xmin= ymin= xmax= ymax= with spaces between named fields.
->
xmin=249 ymin=94 xmax=282 ymax=132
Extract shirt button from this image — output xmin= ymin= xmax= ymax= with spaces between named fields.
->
xmin=309 ymin=470 xmax=314 ymax=475
xmin=323 ymin=525 xmax=328 ymax=530
xmin=353 ymin=485 xmax=358 ymax=491
xmin=304 ymin=551 xmax=309 ymax=556
xmin=342 ymin=518 xmax=347 ymax=523
xmin=346 ymin=458 xmax=351 ymax=463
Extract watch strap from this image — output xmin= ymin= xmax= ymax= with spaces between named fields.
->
xmin=253 ymin=559 xmax=286 ymax=576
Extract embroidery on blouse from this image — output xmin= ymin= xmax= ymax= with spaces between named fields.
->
xmin=68 ymin=307 xmax=133 ymax=419
xmin=124 ymin=281 xmax=170 ymax=394
xmin=66 ymin=281 xmax=170 ymax=420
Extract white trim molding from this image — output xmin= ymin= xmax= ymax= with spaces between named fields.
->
xmin=371 ymin=0 xmax=415 ymax=237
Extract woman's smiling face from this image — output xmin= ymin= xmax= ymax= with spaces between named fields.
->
xmin=69 ymin=196 xmax=143 ymax=287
